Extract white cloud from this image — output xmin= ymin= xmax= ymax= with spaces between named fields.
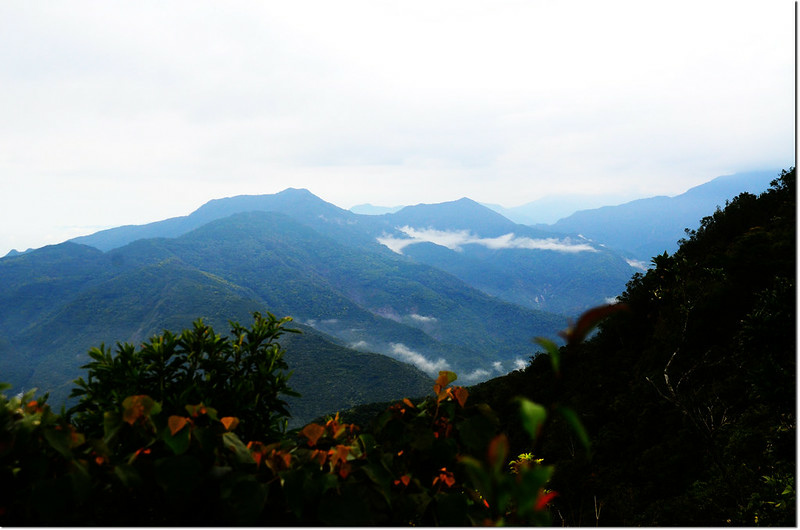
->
xmin=626 ymin=258 xmax=650 ymax=271
xmin=461 ymin=368 xmax=492 ymax=383
xmin=350 ymin=340 xmax=369 ymax=350
xmin=492 ymin=361 xmax=503 ymax=372
xmin=379 ymin=226 xmax=598 ymax=254
xmin=409 ymin=314 xmax=438 ymax=323
xmin=513 ymin=359 xmax=528 ymax=371
xmin=390 ymin=343 xmax=450 ymax=376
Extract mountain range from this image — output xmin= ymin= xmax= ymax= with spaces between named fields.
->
xmin=2 ymin=192 xmax=587 ymax=424
xmin=352 ymin=170 xmax=778 ymax=262
xmin=544 ymin=170 xmax=778 ymax=260
xmin=0 ymin=169 xmax=778 ymax=425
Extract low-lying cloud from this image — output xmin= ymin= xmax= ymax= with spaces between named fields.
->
xmin=390 ymin=343 xmax=450 ymax=376
xmin=460 ymin=368 xmax=492 ymax=383
xmin=625 ymin=258 xmax=650 ymax=271
xmin=378 ymin=226 xmax=598 ymax=254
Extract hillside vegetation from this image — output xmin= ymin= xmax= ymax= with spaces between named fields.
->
xmin=470 ymin=168 xmax=796 ymax=525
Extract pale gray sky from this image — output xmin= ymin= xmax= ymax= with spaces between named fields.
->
xmin=0 ymin=0 xmax=794 ymax=255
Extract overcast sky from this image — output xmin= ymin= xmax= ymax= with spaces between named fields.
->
xmin=0 ymin=1 xmax=794 ymax=255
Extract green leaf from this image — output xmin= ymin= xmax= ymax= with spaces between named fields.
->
xmin=517 ymin=398 xmax=547 ymax=442
xmin=557 ymin=405 xmax=591 ymax=453
xmin=534 ymin=337 xmax=561 ymax=374
xmin=161 ymin=423 xmax=191 ymax=455
xmin=222 ymin=432 xmax=254 ymax=464
xmin=43 ymin=428 xmax=74 ymax=460
xmin=362 ymin=462 xmax=393 ymax=507
xmin=103 ymin=411 xmax=122 ymax=443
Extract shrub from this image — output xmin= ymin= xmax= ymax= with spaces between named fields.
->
xmin=69 ymin=312 xmax=299 ymax=442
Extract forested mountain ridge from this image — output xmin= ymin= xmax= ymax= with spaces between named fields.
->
xmin=469 ymin=168 xmax=796 ymax=525
xmin=61 ymin=188 xmax=639 ymax=315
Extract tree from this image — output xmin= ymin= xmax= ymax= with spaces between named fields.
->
xmin=69 ymin=312 xmax=299 ymax=442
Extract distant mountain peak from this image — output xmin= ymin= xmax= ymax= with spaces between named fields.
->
xmin=69 ymin=188 xmax=353 ymax=252
xmin=276 ymin=187 xmax=316 ymax=197
xmin=390 ymin=197 xmax=517 ymax=235
xmin=350 ymin=203 xmax=405 ymax=215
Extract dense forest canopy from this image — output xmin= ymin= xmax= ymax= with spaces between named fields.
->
xmin=0 ymin=168 xmax=795 ymax=525
xmin=470 ymin=167 xmax=796 ymax=525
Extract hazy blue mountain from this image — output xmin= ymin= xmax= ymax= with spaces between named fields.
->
xmin=69 ymin=188 xmax=379 ymax=253
xmin=383 ymin=197 xmax=519 ymax=235
xmin=349 ymin=203 xmax=404 ymax=215
xmin=547 ymin=170 xmax=779 ymax=261
xmin=483 ymin=192 xmax=638 ymax=225
xmin=2 ymin=248 xmax=32 ymax=258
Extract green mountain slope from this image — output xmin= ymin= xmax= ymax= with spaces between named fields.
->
xmin=0 ymin=208 xmax=565 ymax=424
xmin=0 ymin=246 xmax=434 ymax=426
xmin=140 ymin=210 xmax=564 ymax=375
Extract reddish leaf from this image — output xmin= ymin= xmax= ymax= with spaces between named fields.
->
xmin=454 ymin=386 xmax=469 ymax=407
xmin=559 ymin=303 xmax=628 ymax=345
xmin=122 ymin=395 xmax=160 ymax=425
xmin=488 ymin=434 xmax=509 ymax=469
xmin=310 ymin=449 xmax=327 ymax=466
xmin=220 ymin=416 xmax=239 ymax=432
xmin=338 ymin=461 xmax=352 ymax=479
xmin=433 ymin=467 xmax=456 ymax=488
xmin=301 ymin=423 xmax=325 ymax=447
xmin=277 ymin=450 xmax=291 ymax=469
xmin=433 ymin=370 xmax=458 ymax=394
xmin=329 ymin=444 xmax=350 ymax=469
xmin=535 ymin=490 xmax=559 ymax=511
xmin=168 ymin=415 xmax=189 ymax=436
